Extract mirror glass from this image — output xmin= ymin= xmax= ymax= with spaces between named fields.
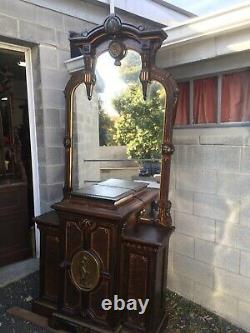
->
xmin=72 ymin=50 xmax=166 ymax=192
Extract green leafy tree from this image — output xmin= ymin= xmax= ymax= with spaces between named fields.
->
xmin=98 ymin=99 xmax=116 ymax=146
xmin=119 ymin=51 xmax=141 ymax=83
xmin=113 ymin=83 xmax=164 ymax=159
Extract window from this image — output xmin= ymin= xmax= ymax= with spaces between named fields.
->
xmin=175 ymin=69 xmax=250 ymax=127
xmin=175 ymin=82 xmax=189 ymax=125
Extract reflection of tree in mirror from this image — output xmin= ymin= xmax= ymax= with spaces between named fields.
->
xmin=97 ymin=50 xmax=165 ymax=160
xmin=113 ymin=83 xmax=164 ymax=160
xmin=98 ymin=98 xmax=116 ymax=146
xmin=118 ymin=51 xmax=141 ymax=83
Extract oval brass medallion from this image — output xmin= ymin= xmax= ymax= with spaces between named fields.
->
xmin=71 ymin=250 xmax=100 ymax=291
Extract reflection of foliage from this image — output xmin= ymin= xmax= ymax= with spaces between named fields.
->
xmin=113 ymin=83 xmax=164 ymax=159
xmin=119 ymin=51 xmax=141 ymax=83
xmin=98 ymin=99 xmax=116 ymax=146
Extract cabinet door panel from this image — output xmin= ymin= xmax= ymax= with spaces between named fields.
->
xmin=90 ymin=225 xmax=112 ymax=272
xmin=89 ymin=278 xmax=109 ymax=321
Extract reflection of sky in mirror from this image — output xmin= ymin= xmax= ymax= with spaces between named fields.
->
xmin=96 ymin=52 xmax=126 ymax=117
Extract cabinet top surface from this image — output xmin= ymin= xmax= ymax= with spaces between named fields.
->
xmin=72 ymin=178 xmax=148 ymax=203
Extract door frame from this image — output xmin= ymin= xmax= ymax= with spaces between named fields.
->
xmin=0 ymin=42 xmax=41 ymax=256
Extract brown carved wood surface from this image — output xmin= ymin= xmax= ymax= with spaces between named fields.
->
xmin=33 ymin=13 xmax=177 ymax=333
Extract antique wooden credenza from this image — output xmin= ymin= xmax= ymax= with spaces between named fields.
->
xmin=33 ymin=14 xmax=178 ymax=333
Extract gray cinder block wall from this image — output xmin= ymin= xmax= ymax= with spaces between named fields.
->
xmin=168 ymin=127 xmax=250 ymax=332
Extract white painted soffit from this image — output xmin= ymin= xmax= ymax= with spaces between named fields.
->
xmin=23 ymin=0 xmax=193 ymax=27
xmin=161 ymin=1 xmax=250 ymax=48
xmin=83 ymin=0 xmax=195 ymax=25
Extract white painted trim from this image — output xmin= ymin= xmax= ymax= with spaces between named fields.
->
xmin=0 ymin=42 xmax=41 ymax=257
xmin=162 ymin=1 xmax=250 ymax=47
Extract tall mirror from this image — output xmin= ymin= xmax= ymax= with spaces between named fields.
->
xmin=72 ymin=50 xmax=166 ymax=192
xmin=64 ymin=14 xmax=178 ymax=226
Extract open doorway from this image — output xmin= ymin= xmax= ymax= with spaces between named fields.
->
xmin=0 ymin=47 xmax=34 ymax=266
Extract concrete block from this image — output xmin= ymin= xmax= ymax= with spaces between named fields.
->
xmin=175 ymin=212 xmax=216 ymax=241
xmin=37 ymin=147 xmax=45 ymax=165
xmin=172 ymin=189 xmax=193 ymax=214
xmin=214 ymin=267 xmax=250 ymax=303
xmin=176 ymin=145 xmax=240 ymax=172
xmin=44 ymin=128 xmax=64 ymax=147
xmin=0 ymin=0 xmax=36 ymax=22
xmin=169 ymin=167 xmax=175 ymax=190
xmin=38 ymin=166 xmax=47 ymax=184
xmin=57 ymin=49 xmax=70 ymax=69
xmin=176 ymin=168 xmax=216 ymax=194
xmin=34 ymin=88 xmax=43 ymax=110
xmin=36 ymin=128 xmax=45 ymax=147
xmin=241 ymin=146 xmax=250 ymax=173
xmin=39 ymin=184 xmax=49 ymax=202
xmin=200 ymin=135 xmax=245 ymax=146
xmin=194 ymin=283 xmax=239 ymax=324
xmin=56 ymin=31 xmax=70 ymax=51
xmin=45 ymin=147 xmax=64 ymax=165
xmin=217 ymin=173 xmax=250 ymax=197
xmin=195 ymin=239 xmax=240 ymax=273
xmin=217 ymin=172 xmax=240 ymax=196
xmin=63 ymin=16 xmax=96 ymax=34
xmin=240 ymin=251 xmax=250 ymax=278
xmin=169 ymin=232 xmax=195 ymax=258
xmin=239 ymin=197 xmax=250 ymax=227
xmin=39 ymin=45 xmax=58 ymax=69
xmin=215 ymin=146 xmax=241 ymax=172
xmin=41 ymin=69 xmax=69 ymax=90
xmin=194 ymin=192 xmax=239 ymax=223
xmin=216 ymin=222 xmax=250 ymax=252
xmin=173 ymin=134 xmax=199 ymax=145
xmin=35 ymin=108 xmax=44 ymax=128
xmin=0 ymin=14 xmax=18 ymax=38
xmin=35 ymin=6 xmax=64 ymax=30
xmin=238 ymin=300 xmax=250 ymax=332
xmin=236 ymin=226 xmax=250 ymax=252
xmin=46 ymin=165 xmax=65 ymax=184
xmin=19 ymin=20 xmax=56 ymax=45
xmin=167 ymin=272 xmax=195 ymax=301
xmin=43 ymin=109 xmax=61 ymax=128
xmin=173 ymin=253 xmax=214 ymax=288
xmin=59 ymin=108 xmax=66 ymax=128
xmin=42 ymin=89 xmax=65 ymax=109
xmin=46 ymin=183 xmax=64 ymax=202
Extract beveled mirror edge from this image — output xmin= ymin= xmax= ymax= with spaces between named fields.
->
xmin=63 ymin=14 xmax=179 ymax=228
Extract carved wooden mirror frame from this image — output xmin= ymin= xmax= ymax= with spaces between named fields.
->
xmin=63 ymin=14 xmax=178 ymax=228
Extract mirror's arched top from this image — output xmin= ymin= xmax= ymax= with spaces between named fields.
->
xmin=70 ymin=15 xmax=167 ymax=61
xmin=69 ymin=14 xmax=174 ymax=101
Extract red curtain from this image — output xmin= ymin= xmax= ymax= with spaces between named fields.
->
xmin=175 ymin=82 xmax=190 ymax=125
xmin=194 ymin=77 xmax=217 ymax=124
xmin=221 ymin=70 xmax=250 ymax=122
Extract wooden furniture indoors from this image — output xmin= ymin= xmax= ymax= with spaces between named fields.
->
xmin=0 ymin=94 xmax=31 ymax=266
xmin=33 ymin=14 xmax=178 ymax=333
